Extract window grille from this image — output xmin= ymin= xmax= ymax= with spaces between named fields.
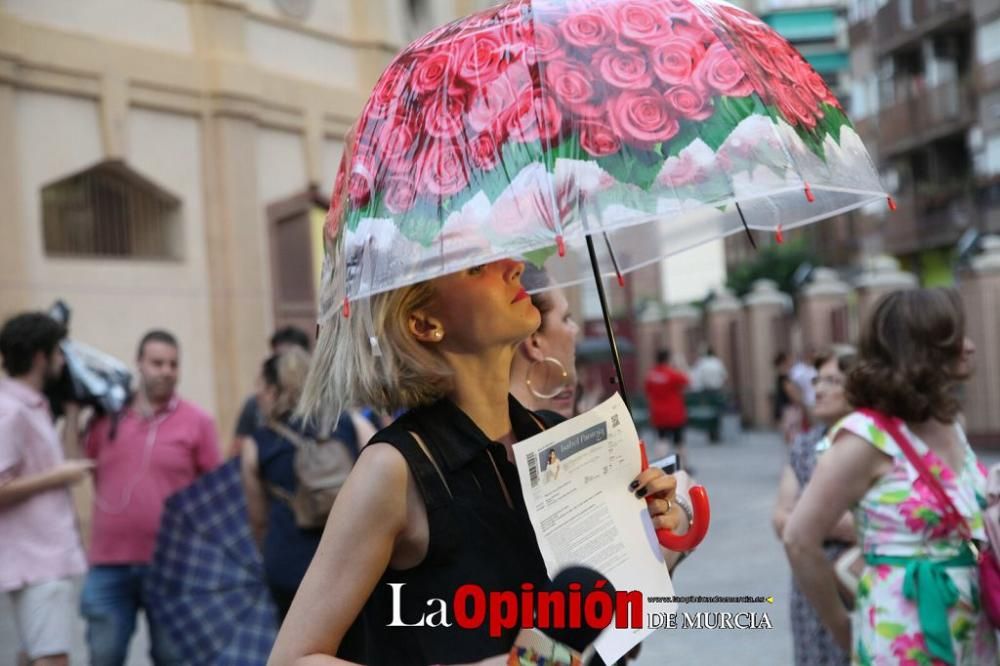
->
xmin=41 ymin=161 xmax=182 ymax=260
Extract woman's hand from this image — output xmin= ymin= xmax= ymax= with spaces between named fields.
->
xmin=630 ymin=467 xmax=687 ymax=534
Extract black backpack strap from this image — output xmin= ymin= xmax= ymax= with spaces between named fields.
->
xmin=364 ymin=425 xmax=453 ymax=512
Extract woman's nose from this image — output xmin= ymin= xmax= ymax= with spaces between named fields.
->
xmin=499 ymin=258 xmax=525 ymax=283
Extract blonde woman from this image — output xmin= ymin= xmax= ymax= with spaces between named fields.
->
xmin=267 ymin=260 xmax=690 ymax=666
xmin=240 ymin=348 xmax=374 ymax=625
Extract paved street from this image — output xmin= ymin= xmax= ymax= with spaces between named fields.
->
xmin=4 ymin=419 xmax=997 ymax=666
xmin=635 ymin=422 xmax=795 ymax=665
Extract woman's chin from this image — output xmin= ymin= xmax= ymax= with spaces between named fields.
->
xmin=547 ymin=390 xmax=576 ymax=417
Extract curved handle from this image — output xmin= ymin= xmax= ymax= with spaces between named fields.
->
xmin=640 ymin=441 xmax=711 ymax=552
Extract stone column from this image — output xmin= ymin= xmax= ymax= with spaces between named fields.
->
xmin=798 ymin=267 xmax=852 ymax=353
xmin=664 ymin=304 xmax=701 ymax=370
xmin=706 ymin=288 xmax=743 ymax=408
xmin=959 ymin=236 xmax=1000 ymax=448
xmin=0 ymin=82 xmax=32 ymax=315
xmin=854 ymin=255 xmax=918 ymax=330
xmin=743 ymin=279 xmax=794 ymax=428
xmin=634 ymin=301 xmax=668 ymax=383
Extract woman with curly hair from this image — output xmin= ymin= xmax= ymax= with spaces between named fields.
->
xmin=783 ymin=288 xmax=996 ymax=665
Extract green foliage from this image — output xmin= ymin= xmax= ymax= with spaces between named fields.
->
xmin=725 ymin=237 xmax=816 ymax=297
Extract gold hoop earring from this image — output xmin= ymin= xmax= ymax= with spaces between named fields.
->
xmin=525 ymin=356 xmax=570 ymax=400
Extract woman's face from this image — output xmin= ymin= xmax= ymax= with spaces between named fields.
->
xmin=531 ymin=288 xmax=580 ymax=417
xmin=812 ymin=358 xmax=851 ymax=425
xmin=955 ymin=336 xmax=975 ymax=377
xmin=424 ymin=259 xmax=540 ymax=353
xmin=255 ymin=374 xmax=277 ymax=418
xmin=548 ymin=450 xmax=557 ymax=463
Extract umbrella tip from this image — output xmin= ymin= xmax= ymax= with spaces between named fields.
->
xmin=556 ymin=235 xmax=566 ymax=258
xmin=803 ymin=183 xmax=815 ymax=203
xmin=775 ymin=225 xmax=784 ymax=244
xmin=887 ymin=196 xmax=897 ymax=212
xmin=342 ymin=298 xmax=351 ymax=318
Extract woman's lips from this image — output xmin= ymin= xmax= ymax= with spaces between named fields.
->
xmin=512 ymin=287 xmax=529 ymax=303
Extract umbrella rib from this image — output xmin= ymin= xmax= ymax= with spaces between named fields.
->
xmin=602 ymin=233 xmax=626 ymax=287
xmin=735 ymin=202 xmax=758 ymax=250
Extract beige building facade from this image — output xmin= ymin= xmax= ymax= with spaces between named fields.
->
xmin=0 ymin=0 xmax=493 ymax=437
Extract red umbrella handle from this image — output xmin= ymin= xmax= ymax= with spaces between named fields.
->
xmin=639 ymin=441 xmax=710 ymax=552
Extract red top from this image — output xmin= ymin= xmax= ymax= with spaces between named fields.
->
xmin=644 ymin=364 xmax=689 ymax=428
xmin=84 ymin=396 xmax=220 ymax=564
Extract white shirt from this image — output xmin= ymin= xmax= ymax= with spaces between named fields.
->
xmin=789 ymin=362 xmax=817 ymax=408
xmin=691 ymin=356 xmax=728 ymax=391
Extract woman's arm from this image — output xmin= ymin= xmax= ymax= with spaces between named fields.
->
xmin=267 ymin=443 xmax=411 ymax=666
xmin=772 ymin=464 xmax=800 ymax=539
xmin=240 ymin=438 xmax=269 ymax=548
xmin=826 ymin=512 xmax=857 ymax=544
xmin=783 ymin=433 xmax=887 ymax=650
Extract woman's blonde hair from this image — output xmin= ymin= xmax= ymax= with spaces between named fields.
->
xmin=261 ymin=347 xmax=311 ymax=421
xmin=298 ymin=281 xmax=454 ymax=431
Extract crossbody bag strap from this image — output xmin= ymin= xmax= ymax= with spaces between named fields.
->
xmin=859 ymin=408 xmax=972 ymax=540
xmin=268 ymin=420 xmax=310 ymax=449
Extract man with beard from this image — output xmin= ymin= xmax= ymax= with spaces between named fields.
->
xmin=80 ymin=329 xmax=219 ymax=666
xmin=0 ymin=312 xmax=90 ymax=666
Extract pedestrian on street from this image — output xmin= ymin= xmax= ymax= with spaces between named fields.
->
xmin=783 ymin=288 xmax=997 ymax=665
xmin=267 ymin=259 xmax=690 ymax=665
xmin=231 ymin=326 xmax=311 ymax=457
xmin=80 ymin=329 xmax=221 ymax=666
xmin=0 ymin=312 xmax=90 ymax=666
xmin=772 ymin=345 xmax=857 ymax=666
xmin=690 ymin=347 xmax=728 ymax=394
xmin=644 ymin=349 xmax=691 ymax=470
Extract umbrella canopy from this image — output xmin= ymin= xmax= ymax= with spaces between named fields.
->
xmin=145 ymin=459 xmax=278 ymax=666
xmin=320 ymin=0 xmax=885 ymax=321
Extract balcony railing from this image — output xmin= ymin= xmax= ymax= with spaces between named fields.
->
xmin=883 ymin=186 xmax=980 ymax=255
xmin=848 ymin=18 xmax=870 ymax=46
xmin=874 ymin=0 xmax=971 ymax=55
xmin=978 ymin=59 xmax=1000 ymax=94
xmin=876 ymin=77 xmax=975 ymax=155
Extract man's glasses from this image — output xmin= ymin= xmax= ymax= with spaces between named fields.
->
xmin=812 ymin=375 xmax=844 ymax=388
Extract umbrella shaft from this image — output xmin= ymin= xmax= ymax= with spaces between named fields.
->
xmin=585 ymin=235 xmax=631 ymax=413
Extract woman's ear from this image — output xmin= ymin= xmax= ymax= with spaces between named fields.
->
xmin=408 ymin=310 xmax=445 ymax=343
xmin=522 ymin=331 xmax=547 ymax=363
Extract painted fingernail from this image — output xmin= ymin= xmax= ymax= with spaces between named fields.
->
xmin=628 ymin=480 xmax=640 ymax=491
xmin=635 ymin=487 xmax=648 ymax=499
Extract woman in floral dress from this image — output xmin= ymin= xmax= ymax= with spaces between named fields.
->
xmin=783 ymin=287 xmax=997 ymax=666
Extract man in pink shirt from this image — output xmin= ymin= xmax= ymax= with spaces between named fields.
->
xmin=81 ymin=329 xmax=220 ymax=666
xmin=0 ymin=312 xmax=90 ymax=666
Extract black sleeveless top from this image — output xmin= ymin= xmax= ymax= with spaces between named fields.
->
xmin=353 ymin=395 xmax=562 ymax=665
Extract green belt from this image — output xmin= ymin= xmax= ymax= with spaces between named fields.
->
xmin=865 ymin=547 xmax=976 ymax=665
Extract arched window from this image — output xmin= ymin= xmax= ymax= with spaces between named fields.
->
xmin=41 ymin=160 xmax=182 ymax=260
